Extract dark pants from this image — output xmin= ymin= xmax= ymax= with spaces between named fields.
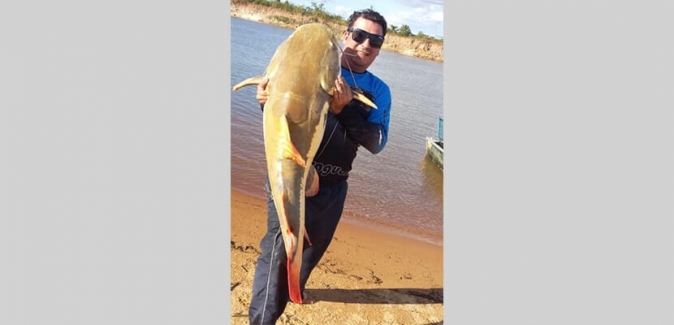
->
xmin=248 ymin=180 xmax=348 ymax=325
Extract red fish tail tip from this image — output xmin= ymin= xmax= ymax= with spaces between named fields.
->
xmin=287 ymin=260 xmax=303 ymax=304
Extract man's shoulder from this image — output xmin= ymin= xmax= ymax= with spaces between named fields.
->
xmin=363 ymin=71 xmax=390 ymax=94
xmin=364 ymin=70 xmax=387 ymax=84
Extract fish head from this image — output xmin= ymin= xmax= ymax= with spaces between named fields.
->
xmin=264 ymin=23 xmax=340 ymax=98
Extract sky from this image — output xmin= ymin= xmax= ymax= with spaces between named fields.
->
xmin=287 ymin=0 xmax=444 ymax=38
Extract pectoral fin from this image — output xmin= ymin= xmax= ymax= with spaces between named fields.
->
xmin=279 ymin=117 xmax=307 ymax=168
xmin=352 ymin=91 xmax=377 ymax=109
xmin=326 ymin=83 xmax=378 ymax=109
xmin=232 ymin=76 xmax=266 ymax=91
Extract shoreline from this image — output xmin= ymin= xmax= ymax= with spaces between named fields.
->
xmin=230 ymin=2 xmax=444 ymax=62
xmin=230 ymin=189 xmax=444 ymax=324
xmin=233 ymin=185 xmax=443 ymax=247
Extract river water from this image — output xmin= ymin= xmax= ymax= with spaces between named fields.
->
xmin=230 ymin=17 xmax=444 ymax=245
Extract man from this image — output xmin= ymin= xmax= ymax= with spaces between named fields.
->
xmin=249 ymin=9 xmax=392 ymax=324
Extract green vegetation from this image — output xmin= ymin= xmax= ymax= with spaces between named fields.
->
xmin=232 ymin=0 xmax=345 ymax=22
xmin=389 ymin=24 xmax=441 ymax=42
xmin=271 ymin=15 xmax=295 ymax=24
xmin=233 ymin=0 xmax=443 ymax=44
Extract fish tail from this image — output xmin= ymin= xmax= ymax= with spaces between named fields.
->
xmin=287 ymin=259 xmax=303 ymax=303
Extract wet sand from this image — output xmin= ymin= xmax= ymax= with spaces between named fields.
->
xmin=230 ymin=190 xmax=444 ymax=324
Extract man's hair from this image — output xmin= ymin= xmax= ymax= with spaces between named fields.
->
xmin=347 ymin=9 xmax=388 ymax=37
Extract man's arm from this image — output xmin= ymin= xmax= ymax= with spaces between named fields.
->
xmin=329 ymin=76 xmax=390 ymax=154
xmin=334 ymin=101 xmax=389 ymax=154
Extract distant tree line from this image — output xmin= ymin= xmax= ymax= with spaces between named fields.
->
xmin=232 ymin=0 xmax=344 ymax=22
xmin=233 ymin=0 xmax=443 ymax=43
xmin=388 ymin=24 xmax=441 ymax=42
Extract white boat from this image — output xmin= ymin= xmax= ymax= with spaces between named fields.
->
xmin=425 ymin=117 xmax=443 ymax=169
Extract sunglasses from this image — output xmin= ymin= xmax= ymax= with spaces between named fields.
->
xmin=347 ymin=27 xmax=385 ymax=49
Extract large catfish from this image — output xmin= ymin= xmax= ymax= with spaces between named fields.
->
xmin=232 ymin=23 xmax=376 ymax=304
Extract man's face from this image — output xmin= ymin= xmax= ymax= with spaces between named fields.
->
xmin=342 ymin=17 xmax=384 ymax=72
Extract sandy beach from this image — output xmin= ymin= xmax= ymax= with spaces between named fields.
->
xmin=230 ymin=190 xmax=444 ymax=324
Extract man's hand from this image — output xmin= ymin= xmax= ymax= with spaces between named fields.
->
xmin=330 ymin=76 xmax=352 ymax=115
xmin=256 ymin=77 xmax=269 ymax=105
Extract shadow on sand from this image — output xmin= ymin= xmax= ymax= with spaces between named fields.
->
xmin=305 ymin=287 xmax=443 ymax=304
